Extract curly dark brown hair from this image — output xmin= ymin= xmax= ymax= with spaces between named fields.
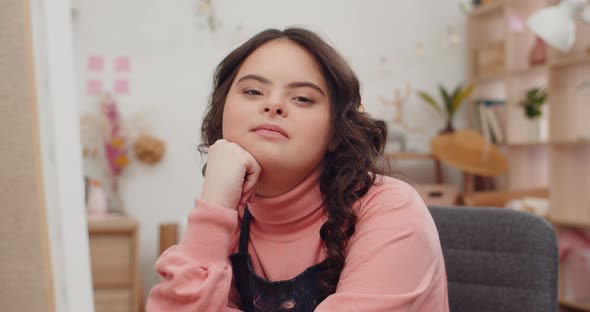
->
xmin=198 ymin=27 xmax=389 ymax=299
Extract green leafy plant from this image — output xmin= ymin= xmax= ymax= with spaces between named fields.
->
xmin=417 ymin=83 xmax=475 ymax=133
xmin=520 ymin=88 xmax=547 ymax=120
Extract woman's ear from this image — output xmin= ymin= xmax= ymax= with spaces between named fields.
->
xmin=358 ymin=103 xmax=365 ymax=112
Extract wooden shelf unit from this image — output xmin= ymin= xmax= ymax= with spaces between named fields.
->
xmin=467 ymin=1 xmax=590 ymax=309
xmin=88 ymin=215 xmax=143 ymax=312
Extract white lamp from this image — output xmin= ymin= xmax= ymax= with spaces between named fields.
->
xmin=527 ymin=0 xmax=590 ymax=52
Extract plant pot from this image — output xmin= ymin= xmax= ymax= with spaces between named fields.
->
xmin=526 ymin=118 xmax=547 ymax=142
xmin=439 ymin=119 xmax=455 ymax=134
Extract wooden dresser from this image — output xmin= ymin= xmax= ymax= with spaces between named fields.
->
xmin=88 ymin=215 xmax=142 ymax=312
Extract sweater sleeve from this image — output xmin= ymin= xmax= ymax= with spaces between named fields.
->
xmin=315 ymin=183 xmax=449 ymax=312
xmin=146 ymin=199 xmax=243 ymax=312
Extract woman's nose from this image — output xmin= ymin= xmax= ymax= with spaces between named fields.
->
xmin=261 ymin=102 xmax=287 ymax=117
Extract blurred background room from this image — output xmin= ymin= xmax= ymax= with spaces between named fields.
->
xmin=2 ymin=0 xmax=590 ymax=311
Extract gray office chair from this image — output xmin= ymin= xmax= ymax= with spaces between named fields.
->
xmin=429 ymin=206 xmax=559 ymax=312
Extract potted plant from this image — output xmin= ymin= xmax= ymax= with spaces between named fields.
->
xmin=417 ymin=83 xmax=475 ymax=133
xmin=521 ymin=88 xmax=547 ymax=119
xmin=520 ymin=88 xmax=548 ymax=141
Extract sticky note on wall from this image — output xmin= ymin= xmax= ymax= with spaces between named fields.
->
xmin=87 ymin=55 xmax=104 ymax=72
xmin=115 ymin=56 xmax=131 ymax=72
xmin=114 ymin=79 xmax=129 ymax=95
xmin=86 ymin=79 xmax=102 ymax=96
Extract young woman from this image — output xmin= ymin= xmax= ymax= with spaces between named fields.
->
xmin=147 ymin=27 xmax=449 ymax=312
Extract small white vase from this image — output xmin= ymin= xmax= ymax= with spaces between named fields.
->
xmin=527 ymin=118 xmax=547 ymax=142
xmin=87 ymin=179 xmax=108 ymax=216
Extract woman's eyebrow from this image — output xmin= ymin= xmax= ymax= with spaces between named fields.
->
xmin=237 ymin=74 xmax=271 ymax=85
xmin=236 ymin=74 xmax=326 ymax=96
xmin=287 ymin=81 xmax=326 ymax=97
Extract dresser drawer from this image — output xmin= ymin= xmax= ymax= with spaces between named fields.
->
xmin=89 ymin=234 xmax=133 ymax=287
xmin=94 ymin=289 xmax=131 ymax=312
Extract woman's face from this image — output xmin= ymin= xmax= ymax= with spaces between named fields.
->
xmin=222 ymin=39 xmax=332 ymax=178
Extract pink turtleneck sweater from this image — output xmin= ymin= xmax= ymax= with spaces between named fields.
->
xmin=146 ymin=171 xmax=449 ymax=311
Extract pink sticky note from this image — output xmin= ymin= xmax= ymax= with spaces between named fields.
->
xmin=508 ymin=14 xmax=525 ymax=33
xmin=87 ymin=55 xmax=104 ymax=72
xmin=114 ymin=79 xmax=129 ymax=95
xmin=86 ymin=79 xmax=102 ymax=96
xmin=115 ymin=56 xmax=131 ymax=72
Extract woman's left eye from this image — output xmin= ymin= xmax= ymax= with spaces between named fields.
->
xmin=293 ymin=96 xmax=314 ymax=104
xmin=243 ymin=89 xmax=263 ymax=96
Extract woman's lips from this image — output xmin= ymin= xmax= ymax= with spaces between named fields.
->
xmin=252 ymin=124 xmax=289 ymax=140
xmin=253 ymin=129 xmax=288 ymax=140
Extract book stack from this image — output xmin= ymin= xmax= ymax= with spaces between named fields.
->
xmin=472 ymin=99 xmax=506 ymax=144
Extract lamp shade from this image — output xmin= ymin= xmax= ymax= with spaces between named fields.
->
xmin=527 ymin=5 xmax=576 ymax=52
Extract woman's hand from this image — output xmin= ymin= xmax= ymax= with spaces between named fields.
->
xmin=200 ymin=139 xmax=261 ymax=210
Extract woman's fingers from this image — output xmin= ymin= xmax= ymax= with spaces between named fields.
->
xmin=200 ymin=139 xmax=261 ymax=210
xmin=240 ymin=187 xmax=257 ymax=205
xmin=241 ymin=151 xmax=261 ymax=199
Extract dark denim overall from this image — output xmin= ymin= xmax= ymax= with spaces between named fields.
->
xmin=229 ymin=207 xmax=333 ymax=312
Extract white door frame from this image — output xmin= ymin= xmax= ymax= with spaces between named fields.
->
xmin=30 ymin=0 xmax=95 ymax=311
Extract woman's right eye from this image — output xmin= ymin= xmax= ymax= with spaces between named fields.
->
xmin=243 ymin=89 xmax=263 ymax=96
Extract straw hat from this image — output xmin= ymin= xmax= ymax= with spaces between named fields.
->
xmin=431 ymin=129 xmax=508 ymax=176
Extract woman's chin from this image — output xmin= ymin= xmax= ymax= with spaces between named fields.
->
xmin=240 ymin=140 xmax=303 ymax=173
xmin=250 ymin=151 xmax=286 ymax=171
xmin=243 ymin=140 xmax=281 ymax=158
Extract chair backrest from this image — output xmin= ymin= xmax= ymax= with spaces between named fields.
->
xmin=428 ymin=206 xmax=558 ymax=312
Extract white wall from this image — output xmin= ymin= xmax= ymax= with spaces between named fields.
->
xmin=71 ymin=0 xmax=467 ymax=296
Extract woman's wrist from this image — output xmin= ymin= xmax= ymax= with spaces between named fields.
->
xmin=201 ymin=188 xmax=237 ymax=210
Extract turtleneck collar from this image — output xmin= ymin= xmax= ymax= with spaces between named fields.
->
xmin=240 ymin=167 xmax=326 ymax=242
